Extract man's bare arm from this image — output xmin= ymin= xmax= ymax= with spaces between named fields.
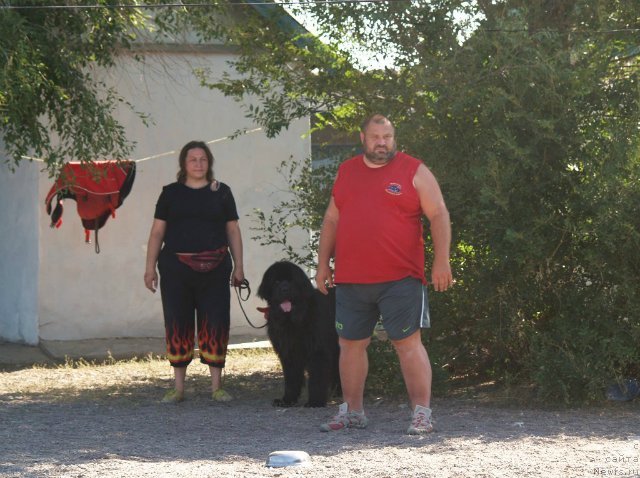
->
xmin=414 ymin=164 xmax=453 ymax=291
xmin=315 ymin=196 xmax=339 ymax=294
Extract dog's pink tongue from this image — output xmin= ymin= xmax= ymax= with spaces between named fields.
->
xmin=280 ymin=300 xmax=292 ymax=313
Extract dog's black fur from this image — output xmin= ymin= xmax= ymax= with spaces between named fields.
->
xmin=257 ymin=260 xmax=340 ymax=407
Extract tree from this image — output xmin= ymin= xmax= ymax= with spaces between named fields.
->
xmin=193 ymin=0 xmax=640 ymax=402
xmin=0 ymin=0 xmax=318 ymax=175
xmin=422 ymin=2 xmax=640 ymax=402
xmin=0 ymin=1 xmax=148 ymax=174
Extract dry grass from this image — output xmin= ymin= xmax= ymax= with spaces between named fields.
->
xmin=1 ymin=346 xmax=547 ymax=407
xmin=0 ymin=348 xmax=282 ymax=404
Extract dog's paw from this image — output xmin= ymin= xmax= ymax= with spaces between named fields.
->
xmin=273 ymin=398 xmax=297 ymax=408
xmin=304 ymin=401 xmax=327 ymax=408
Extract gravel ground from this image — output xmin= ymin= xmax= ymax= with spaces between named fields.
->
xmin=1 ymin=354 xmax=639 ymax=477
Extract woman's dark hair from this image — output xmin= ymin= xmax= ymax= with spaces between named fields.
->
xmin=176 ymin=140 xmax=214 ymax=183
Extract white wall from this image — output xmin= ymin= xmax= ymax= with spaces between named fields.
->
xmin=35 ymin=51 xmax=310 ymax=341
xmin=0 ymin=142 xmax=40 ymax=345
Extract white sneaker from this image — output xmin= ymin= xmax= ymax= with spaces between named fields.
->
xmin=320 ymin=402 xmax=369 ymax=432
xmin=407 ymin=405 xmax=434 ymax=434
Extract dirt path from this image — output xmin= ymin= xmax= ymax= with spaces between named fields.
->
xmin=1 ymin=353 xmax=639 ymax=477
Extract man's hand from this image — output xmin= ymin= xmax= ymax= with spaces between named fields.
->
xmin=430 ymin=259 xmax=453 ymax=292
xmin=315 ymin=263 xmax=334 ymax=295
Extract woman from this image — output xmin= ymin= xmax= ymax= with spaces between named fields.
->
xmin=144 ymin=140 xmax=244 ymax=403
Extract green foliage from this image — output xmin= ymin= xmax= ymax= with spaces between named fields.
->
xmin=528 ymin=310 xmax=640 ymax=403
xmin=204 ymin=0 xmax=640 ymax=403
xmin=249 ymin=156 xmax=337 ymax=268
xmin=366 ymin=335 xmax=450 ymax=398
xmin=0 ymin=1 xmax=149 ymax=174
xmin=420 ymin=3 xmax=640 ymax=403
xmin=365 ymin=339 xmax=405 ymax=397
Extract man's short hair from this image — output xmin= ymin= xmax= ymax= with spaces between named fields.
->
xmin=360 ymin=114 xmax=394 ymax=133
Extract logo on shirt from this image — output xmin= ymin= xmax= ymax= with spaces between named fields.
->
xmin=385 ymin=182 xmax=402 ymax=195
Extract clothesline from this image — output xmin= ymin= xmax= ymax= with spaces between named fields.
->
xmin=134 ymin=127 xmax=263 ymax=163
xmin=18 ymin=127 xmax=264 ymax=164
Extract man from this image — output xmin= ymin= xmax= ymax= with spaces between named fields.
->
xmin=315 ymin=114 xmax=453 ymax=434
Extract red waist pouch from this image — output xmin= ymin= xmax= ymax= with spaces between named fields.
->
xmin=176 ymin=247 xmax=228 ymax=272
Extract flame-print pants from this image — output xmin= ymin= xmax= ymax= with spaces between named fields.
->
xmin=158 ymin=248 xmax=232 ymax=368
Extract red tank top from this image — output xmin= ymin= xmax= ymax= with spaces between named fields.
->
xmin=332 ymin=152 xmax=426 ymax=284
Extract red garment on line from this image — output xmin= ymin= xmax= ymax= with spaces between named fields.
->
xmin=45 ymin=161 xmax=136 ymax=252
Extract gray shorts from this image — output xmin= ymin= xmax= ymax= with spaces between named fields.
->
xmin=335 ymin=277 xmax=430 ymax=341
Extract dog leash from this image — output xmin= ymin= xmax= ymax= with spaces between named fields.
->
xmin=233 ymin=278 xmax=268 ymax=329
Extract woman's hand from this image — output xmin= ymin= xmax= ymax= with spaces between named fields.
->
xmin=144 ymin=269 xmax=158 ymax=293
xmin=231 ymin=267 xmax=245 ymax=287
xmin=144 ymin=219 xmax=166 ymax=294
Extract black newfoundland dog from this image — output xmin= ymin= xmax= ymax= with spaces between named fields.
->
xmin=257 ymin=260 xmax=340 ymax=407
